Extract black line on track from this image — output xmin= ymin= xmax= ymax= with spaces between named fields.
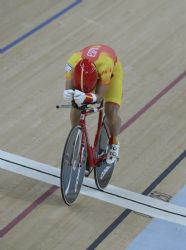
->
xmin=0 ymin=158 xmax=59 ymax=179
xmin=1 ymin=151 xmax=186 ymax=220
xmin=83 ymin=184 xmax=186 ymax=218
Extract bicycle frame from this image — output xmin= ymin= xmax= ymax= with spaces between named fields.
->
xmin=56 ymin=102 xmax=110 ymax=168
xmin=79 ymin=103 xmax=110 ymax=168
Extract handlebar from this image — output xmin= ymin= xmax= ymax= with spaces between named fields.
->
xmin=56 ymin=104 xmax=73 ymax=109
xmin=56 ymin=102 xmax=87 ymax=110
xmin=56 ymin=101 xmax=103 ymax=113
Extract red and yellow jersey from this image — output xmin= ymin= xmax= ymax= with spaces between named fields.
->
xmin=65 ymin=44 xmax=118 ymax=85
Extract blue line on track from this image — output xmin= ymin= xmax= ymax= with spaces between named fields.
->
xmin=87 ymin=150 xmax=186 ymax=250
xmin=0 ymin=0 xmax=82 ymax=54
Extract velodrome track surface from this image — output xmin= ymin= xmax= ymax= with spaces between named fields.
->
xmin=0 ymin=1 xmax=186 ymax=249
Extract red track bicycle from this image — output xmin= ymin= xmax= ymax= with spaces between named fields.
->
xmin=56 ymin=101 xmax=115 ymax=205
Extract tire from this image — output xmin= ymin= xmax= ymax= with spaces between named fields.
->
xmin=94 ymin=121 xmax=115 ymax=190
xmin=60 ymin=126 xmax=86 ymax=205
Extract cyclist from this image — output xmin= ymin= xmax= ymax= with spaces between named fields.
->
xmin=63 ymin=44 xmax=123 ymax=165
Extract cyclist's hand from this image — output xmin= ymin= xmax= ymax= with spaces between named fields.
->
xmin=63 ymin=89 xmax=74 ymax=102
xmin=74 ymin=90 xmax=86 ymax=106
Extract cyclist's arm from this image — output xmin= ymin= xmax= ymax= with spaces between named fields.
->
xmin=95 ymin=58 xmax=114 ymax=103
xmin=95 ymin=84 xmax=109 ymax=103
xmin=65 ymin=79 xmax=74 ymax=90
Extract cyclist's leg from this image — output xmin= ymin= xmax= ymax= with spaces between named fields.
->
xmin=104 ymin=103 xmax=121 ymax=164
xmin=104 ymin=102 xmax=121 ymax=144
xmin=104 ymin=60 xmax=123 ymax=163
xmin=70 ymin=107 xmax=81 ymax=127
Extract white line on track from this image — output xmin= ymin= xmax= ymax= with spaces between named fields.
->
xmin=0 ymin=150 xmax=186 ymax=226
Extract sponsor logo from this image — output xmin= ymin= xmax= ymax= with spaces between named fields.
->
xmin=75 ymin=164 xmax=81 ymax=193
xmin=100 ymin=165 xmax=111 ymax=180
xmin=65 ymin=63 xmax=72 ymax=72
xmin=87 ymin=47 xmax=99 ymax=57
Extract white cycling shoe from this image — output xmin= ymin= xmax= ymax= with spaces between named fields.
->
xmin=106 ymin=143 xmax=120 ymax=165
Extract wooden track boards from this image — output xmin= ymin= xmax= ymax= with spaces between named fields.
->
xmin=0 ymin=0 xmax=186 ymax=249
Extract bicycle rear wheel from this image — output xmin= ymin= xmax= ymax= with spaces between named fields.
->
xmin=61 ymin=126 xmax=86 ymax=205
xmin=94 ymin=121 xmax=115 ymax=190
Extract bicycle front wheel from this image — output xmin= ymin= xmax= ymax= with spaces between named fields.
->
xmin=61 ymin=126 xmax=86 ymax=205
xmin=94 ymin=122 xmax=115 ymax=190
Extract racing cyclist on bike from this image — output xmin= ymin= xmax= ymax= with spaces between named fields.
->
xmin=63 ymin=44 xmax=123 ymax=165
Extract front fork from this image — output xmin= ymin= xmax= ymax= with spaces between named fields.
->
xmin=78 ymin=109 xmax=104 ymax=168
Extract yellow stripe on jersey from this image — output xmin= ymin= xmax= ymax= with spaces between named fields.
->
xmin=94 ymin=53 xmax=114 ymax=85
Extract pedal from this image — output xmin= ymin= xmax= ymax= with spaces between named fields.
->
xmin=84 ymin=167 xmax=94 ymax=177
xmin=84 ymin=170 xmax=90 ymax=177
